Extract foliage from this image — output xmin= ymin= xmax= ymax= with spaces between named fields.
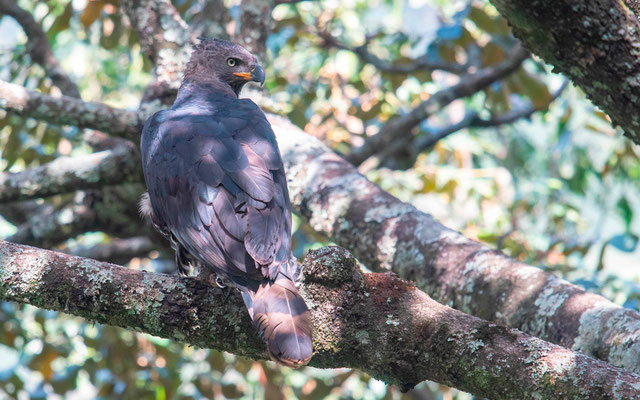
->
xmin=0 ymin=0 xmax=638 ymax=398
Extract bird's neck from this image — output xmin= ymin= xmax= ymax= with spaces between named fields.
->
xmin=173 ymin=80 xmax=238 ymax=111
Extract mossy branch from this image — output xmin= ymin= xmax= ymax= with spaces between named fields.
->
xmin=0 ymin=141 xmax=141 ymax=203
xmin=3 ymin=81 xmax=640 ymax=376
xmin=490 ymin=0 xmax=640 ymax=145
xmin=0 ymin=80 xmax=142 ymax=141
xmin=1 ymin=240 xmax=639 ymax=398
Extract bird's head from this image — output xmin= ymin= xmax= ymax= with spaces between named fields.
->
xmin=183 ymin=38 xmax=265 ymax=96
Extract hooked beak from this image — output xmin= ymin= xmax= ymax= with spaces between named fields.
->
xmin=234 ymin=65 xmax=265 ymax=86
xmin=250 ymin=65 xmax=265 ymax=86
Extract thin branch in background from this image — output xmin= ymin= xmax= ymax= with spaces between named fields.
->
xmin=6 ymin=185 xmax=154 ymax=249
xmin=317 ymin=27 xmax=468 ymax=75
xmin=348 ymin=45 xmax=530 ymax=166
xmin=0 ymin=200 xmax=55 ymax=226
xmin=410 ymin=79 xmax=570 ymax=155
xmin=0 ymin=0 xmax=80 ymax=98
xmin=7 ymin=194 xmax=98 ymax=248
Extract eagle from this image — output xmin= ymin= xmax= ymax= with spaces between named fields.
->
xmin=139 ymin=38 xmax=313 ymax=367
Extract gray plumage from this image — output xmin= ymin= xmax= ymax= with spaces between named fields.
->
xmin=140 ymin=38 xmax=312 ymax=367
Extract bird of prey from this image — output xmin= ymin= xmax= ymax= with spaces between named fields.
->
xmin=139 ymin=38 xmax=313 ymax=367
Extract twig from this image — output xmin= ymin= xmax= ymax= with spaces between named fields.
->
xmin=410 ymin=80 xmax=569 ymax=154
xmin=317 ymin=28 xmax=468 ymax=75
xmin=347 ymin=45 xmax=529 ymax=165
xmin=62 ymin=236 xmax=159 ymax=264
xmin=0 ymin=0 xmax=80 ymax=98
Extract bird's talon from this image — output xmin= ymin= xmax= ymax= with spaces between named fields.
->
xmin=215 ymin=276 xmax=227 ymax=288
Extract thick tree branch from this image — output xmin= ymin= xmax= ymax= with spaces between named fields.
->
xmin=0 ymin=80 xmax=141 ymax=141
xmin=1 ymin=241 xmax=639 ymax=398
xmin=2 ymin=81 xmax=640 ymax=374
xmin=0 ymin=142 xmax=141 ymax=203
xmin=0 ymin=0 xmax=80 ymax=98
xmin=190 ymin=0 xmax=230 ymax=39
xmin=269 ymin=115 xmax=640 ymax=374
xmin=489 ymin=0 xmax=640 ymax=146
xmin=121 ymin=0 xmax=193 ymax=104
xmin=347 ymin=46 xmax=529 ymax=166
xmin=233 ymin=0 xmax=275 ymax=60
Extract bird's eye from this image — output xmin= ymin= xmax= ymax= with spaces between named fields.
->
xmin=227 ymin=58 xmax=237 ymax=67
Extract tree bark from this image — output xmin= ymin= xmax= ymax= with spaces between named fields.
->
xmin=1 ymin=240 xmax=639 ymax=398
xmin=270 ymin=114 xmax=640 ymax=374
xmin=2 ymin=83 xmax=640 ymax=375
xmin=490 ymin=0 xmax=640 ymax=145
xmin=0 ymin=142 xmax=140 ymax=203
xmin=0 ymin=81 xmax=141 ymax=141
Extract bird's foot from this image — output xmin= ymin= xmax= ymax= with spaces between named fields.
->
xmin=215 ymin=276 xmax=227 ymax=288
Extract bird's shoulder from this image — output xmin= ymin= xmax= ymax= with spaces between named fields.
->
xmin=143 ymin=98 xmax=279 ymax=165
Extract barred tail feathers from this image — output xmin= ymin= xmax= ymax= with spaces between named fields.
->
xmin=241 ymin=275 xmax=313 ymax=367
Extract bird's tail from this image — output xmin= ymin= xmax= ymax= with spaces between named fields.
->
xmin=241 ymin=275 xmax=313 ymax=367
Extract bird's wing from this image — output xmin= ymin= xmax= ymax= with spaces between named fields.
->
xmin=141 ymin=101 xmax=293 ymax=282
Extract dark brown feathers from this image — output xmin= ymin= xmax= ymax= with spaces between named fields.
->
xmin=140 ymin=39 xmax=313 ymax=367
xmin=242 ymin=276 xmax=313 ymax=367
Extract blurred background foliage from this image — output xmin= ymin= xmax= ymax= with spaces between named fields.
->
xmin=0 ymin=0 xmax=639 ymax=398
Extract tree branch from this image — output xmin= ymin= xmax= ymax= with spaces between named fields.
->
xmin=360 ymin=81 xmax=568 ymax=172
xmin=407 ymin=79 xmax=570 ymax=158
xmin=120 ymin=0 xmax=193 ymax=105
xmin=1 ymin=240 xmax=639 ymax=398
xmin=233 ymin=0 xmax=276 ymax=60
xmin=489 ymin=0 xmax=640 ymax=146
xmin=6 ymin=185 xmax=153 ymax=249
xmin=0 ymin=141 xmax=141 ymax=203
xmin=346 ymin=46 xmax=529 ymax=166
xmin=317 ymin=29 xmax=468 ymax=75
xmin=0 ymin=0 xmax=80 ymax=98
xmin=0 ymin=80 xmax=141 ymax=141
xmin=2 ymin=80 xmax=640 ymax=374
xmin=268 ymin=114 xmax=640 ymax=374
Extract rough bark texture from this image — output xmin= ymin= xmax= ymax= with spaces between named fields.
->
xmin=120 ymin=0 xmax=192 ymax=104
xmin=0 ymin=81 xmax=141 ymax=141
xmin=2 ymin=83 xmax=640 ymax=375
xmin=0 ymin=143 xmax=141 ymax=203
xmin=269 ymin=115 xmax=640 ymax=374
xmin=490 ymin=0 xmax=640 ymax=145
xmin=2 ymin=240 xmax=640 ymax=398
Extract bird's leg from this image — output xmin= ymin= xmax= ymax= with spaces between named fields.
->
xmin=215 ymin=276 xmax=227 ymax=288
xmin=169 ymin=237 xmax=194 ymax=277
